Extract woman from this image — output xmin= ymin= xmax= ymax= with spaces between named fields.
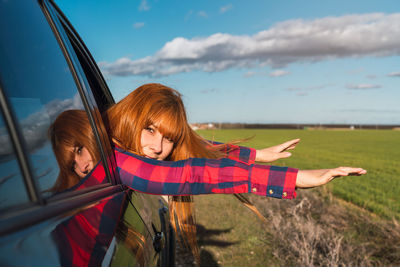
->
xmin=49 ymin=84 xmax=366 ymax=262
xmin=105 ymin=83 xmax=300 ymax=260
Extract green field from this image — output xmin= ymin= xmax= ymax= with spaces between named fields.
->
xmin=198 ymin=129 xmax=400 ymax=221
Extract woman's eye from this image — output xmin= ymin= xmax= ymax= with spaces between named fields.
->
xmin=145 ymin=126 xmax=155 ymax=133
xmin=164 ymin=137 xmax=174 ymax=143
xmin=77 ymin=146 xmax=83 ymax=154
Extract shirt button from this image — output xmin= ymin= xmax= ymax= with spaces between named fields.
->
xmin=283 ymin=192 xmax=287 ymax=197
xmin=268 ymin=189 xmax=274 ymax=195
xmin=252 ymin=188 xmax=257 ymax=193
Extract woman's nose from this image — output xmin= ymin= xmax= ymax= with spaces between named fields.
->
xmin=75 ymin=157 xmax=88 ymax=172
xmin=150 ymin=134 xmax=163 ymax=153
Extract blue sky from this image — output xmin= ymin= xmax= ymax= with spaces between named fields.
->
xmin=56 ymin=0 xmax=400 ymax=124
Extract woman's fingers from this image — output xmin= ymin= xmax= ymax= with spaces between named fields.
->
xmin=329 ymin=167 xmax=367 ymax=180
xmin=281 ymin=138 xmax=300 ymax=151
xmin=336 ymin=167 xmax=367 ymax=176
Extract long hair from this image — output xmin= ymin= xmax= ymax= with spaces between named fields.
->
xmin=105 ymin=83 xmax=264 ymax=263
xmin=48 ymin=109 xmax=100 ymax=192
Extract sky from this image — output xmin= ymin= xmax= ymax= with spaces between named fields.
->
xmin=56 ymin=0 xmax=400 ymax=125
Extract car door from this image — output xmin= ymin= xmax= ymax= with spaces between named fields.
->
xmin=0 ymin=0 xmax=172 ymax=266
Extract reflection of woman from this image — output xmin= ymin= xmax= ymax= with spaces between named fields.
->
xmin=51 ymin=186 xmax=148 ymax=266
xmin=49 ymin=83 xmax=366 ymax=262
xmin=48 ymin=110 xmax=99 ymax=192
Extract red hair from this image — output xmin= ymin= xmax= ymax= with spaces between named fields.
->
xmin=106 ymin=83 xmax=265 ymax=263
xmin=48 ymin=109 xmax=100 ymax=192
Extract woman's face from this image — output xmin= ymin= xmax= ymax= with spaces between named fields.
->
xmin=141 ymin=124 xmax=174 ymax=160
xmin=72 ymin=146 xmax=94 ymax=178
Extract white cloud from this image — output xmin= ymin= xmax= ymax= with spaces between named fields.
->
xmin=138 ymin=0 xmax=150 ymax=11
xmin=346 ymin=83 xmax=382 ymax=89
xmin=133 ymin=22 xmax=145 ymax=29
xmin=220 ymin=4 xmax=233 ymax=14
xmin=100 ymin=13 xmax=400 ymax=77
xmin=387 ymin=71 xmax=400 ymax=77
xmin=269 ymin=70 xmax=289 ymax=77
xmin=198 ymin=11 xmax=208 ymax=18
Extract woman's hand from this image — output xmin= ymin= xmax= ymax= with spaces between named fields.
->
xmin=296 ymin=167 xmax=367 ymax=188
xmin=255 ymin=138 xmax=300 ymax=163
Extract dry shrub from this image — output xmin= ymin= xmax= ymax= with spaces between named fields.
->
xmin=251 ymin=190 xmax=400 ymax=266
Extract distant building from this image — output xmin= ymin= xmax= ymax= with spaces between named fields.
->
xmin=190 ymin=123 xmax=216 ymax=130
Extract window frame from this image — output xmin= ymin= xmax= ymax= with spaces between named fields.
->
xmin=52 ymin=5 xmax=121 ymax=185
xmin=40 ymin=0 xmax=115 ymax=186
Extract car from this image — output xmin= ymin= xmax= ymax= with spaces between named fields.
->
xmin=0 ymin=0 xmax=175 ymax=266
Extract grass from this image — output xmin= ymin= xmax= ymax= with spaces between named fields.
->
xmin=193 ymin=194 xmax=275 ymax=266
xmin=198 ymin=129 xmax=400 ymax=221
xmin=186 ymin=129 xmax=400 ymax=266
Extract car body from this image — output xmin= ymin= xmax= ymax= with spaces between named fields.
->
xmin=0 ymin=0 xmax=174 ymax=266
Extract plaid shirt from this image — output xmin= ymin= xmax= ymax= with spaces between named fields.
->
xmin=115 ymin=147 xmax=298 ymax=199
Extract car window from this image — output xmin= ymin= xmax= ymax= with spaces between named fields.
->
xmin=0 ymin=0 xmax=106 ymax=198
xmin=0 ymin=110 xmax=29 ymax=211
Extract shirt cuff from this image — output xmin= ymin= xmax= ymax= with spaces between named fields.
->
xmin=250 ymin=165 xmax=298 ymax=199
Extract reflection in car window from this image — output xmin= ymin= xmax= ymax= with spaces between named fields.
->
xmin=0 ymin=0 xmax=102 ymax=196
xmin=0 ymin=110 xmax=28 ymax=210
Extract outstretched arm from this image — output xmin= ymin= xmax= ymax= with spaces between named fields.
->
xmin=114 ymin=147 xmax=297 ymax=199
xmin=296 ymin=167 xmax=367 ymax=188
xmin=72 ymin=148 xmax=366 ymax=201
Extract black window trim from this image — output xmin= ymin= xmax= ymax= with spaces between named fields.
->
xmin=0 ymin=184 xmax=122 ymax=236
xmin=50 ymin=0 xmax=114 ymax=108
xmin=50 ymin=0 xmax=121 ymax=185
xmin=56 ymin=11 xmax=115 ymax=109
xmin=40 ymin=0 xmax=114 ymax=186
xmin=59 ymin=24 xmax=120 ymax=185
xmin=0 ymin=82 xmax=42 ymax=205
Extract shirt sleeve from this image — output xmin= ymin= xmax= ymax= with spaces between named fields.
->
xmin=115 ymin=147 xmax=297 ymax=199
xmin=208 ymin=141 xmax=256 ymax=164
